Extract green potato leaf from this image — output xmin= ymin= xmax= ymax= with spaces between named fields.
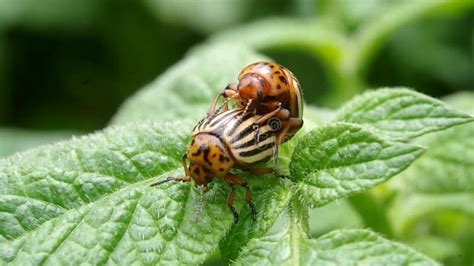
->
xmin=219 ymin=178 xmax=292 ymax=263
xmin=235 ymin=225 xmax=437 ymax=265
xmin=0 ymin=121 xmax=244 ymax=264
xmin=290 ymin=122 xmax=425 ymax=207
xmin=4 ymin=179 xmax=236 ymax=265
xmin=395 ymin=122 xmax=474 ymax=193
xmin=393 ymin=91 xmax=474 ymax=193
xmin=335 ymin=88 xmax=473 ymax=141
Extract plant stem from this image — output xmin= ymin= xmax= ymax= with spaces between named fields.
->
xmin=288 ymin=198 xmax=310 ymax=237
xmin=286 ymin=198 xmax=309 ymax=265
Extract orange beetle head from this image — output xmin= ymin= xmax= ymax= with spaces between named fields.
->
xmin=187 ymin=134 xmax=234 ymax=186
xmin=237 ymin=75 xmax=266 ymax=107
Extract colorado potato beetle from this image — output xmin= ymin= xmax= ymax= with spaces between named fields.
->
xmin=208 ymin=61 xmax=304 ymax=168
xmin=151 ymin=108 xmax=284 ymax=222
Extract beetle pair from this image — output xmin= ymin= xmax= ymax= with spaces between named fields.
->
xmin=151 ymin=62 xmax=304 ymax=222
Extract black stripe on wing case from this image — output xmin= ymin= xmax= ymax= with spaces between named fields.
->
xmin=232 ymin=129 xmax=274 ymax=149
xmin=238 ymin=142 xmax=275 ymax=157
xmin=229 ymin=121 xmax=254 ymax=144
xmin=212 ymin=110 xmax=243 ymax=128
xmin=200 ymin=109 xmax=240 ymax=130
xmin=227 ymin=111 xmax=254 ymax=137
xmin=209 ymin=109 xmax=242 ymax=128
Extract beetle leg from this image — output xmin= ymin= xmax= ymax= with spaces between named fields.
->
xmin=227 ymin=184 xmax=239 ymax=223
xmin=223 ymin=173 xmax=257 ymax=222
xmin=224 ymin=83 xmax=238 ymax=92
xmin=239 ymin=165 xmax=288 ymax=179
xmin=253 ymin=103 xmax=282 ymax=125
xmin=242 ymin=182 xmax=257 ymax=220
xmin=181 ymin=153 xmax=190 ymax=177
xmin=223 ymin=83 xmax=239 ymax=110
xmin=208 ymin=84 xmax=239 ymax=115
xmin=150 ymin=175 xmax=191 ymax=186
xmin=285 ymin=117 xmax=304 ymax=139
xmin=240 ymin=167 xmax=274 ymax=175
xmin=207 ymin=93 xmax=224 ymax=116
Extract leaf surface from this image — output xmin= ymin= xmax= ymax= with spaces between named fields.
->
xmin=336 ymin=88 xmax=473 ymax=141
xmin=290 ymin=122 xmax=424 ymax=207
xmin=0 ymin=121 xmax=243 ymax=264
xmin=235 ymin=227 xmax=437 ymax=265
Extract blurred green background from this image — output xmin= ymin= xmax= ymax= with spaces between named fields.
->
xmin=0 ymin=0 xmax=471 ymax=133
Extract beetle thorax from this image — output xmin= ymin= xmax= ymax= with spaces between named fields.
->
xmin=187 ymin=133 xmax=234 ymax=185
xmin=237 ymin=75 xmax=267 ymax=106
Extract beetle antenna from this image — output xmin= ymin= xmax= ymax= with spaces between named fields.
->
xmin=213 ymin=97 xmax=230 ymax=115
xmin=150 ymin=176 xmax=175 ymax=186
xmin=194 ymin=186 xmax=206 ymax=222
xmin=150 ymin=176 xmax=191 ymax=186
xmin=238 ymin=99 xmax=253 ymax=121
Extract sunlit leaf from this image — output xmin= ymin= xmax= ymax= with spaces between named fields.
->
xmin=235 ymin=226 xmax=436 ymax=265
xmin=290 ymin=122 xmax=424 ymax=207
xmin=336 ymin=88 xmax=473 ymax=141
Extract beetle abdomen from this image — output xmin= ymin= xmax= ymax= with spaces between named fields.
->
xmin=193 ymin=109 xmax=278 ymax=165
xmin=224 ymin=115 xmax=277 ymax=164
xmin=228 ymin=126 xmax=276 ymax=164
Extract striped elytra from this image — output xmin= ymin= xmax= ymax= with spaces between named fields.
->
xmin=208 ymin=61 xmax=304 ymax=146
xmin=236 ymin=61 xmax=303 ymax=119
xmin=151 ymin=108 xmax=282 ymax=223
xmin=192 ymin=108 xmax=277 ymax=165
xmin=151 ymin=63 xmax=305 ymax=223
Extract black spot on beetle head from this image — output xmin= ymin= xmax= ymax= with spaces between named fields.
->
xmin=219 ymin=154 xmax=230 ymax=163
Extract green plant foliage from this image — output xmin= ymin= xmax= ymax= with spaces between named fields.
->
xmin=2 ymin=32 xmax=473 ymax=262
xmin=335 ymin=88 xmax=473 ymax=141
xmin=384 ymin=92 xmax=474 ymax=264
xmin=0 ymin=122 xmax=188 ymax=255
xmin=235 ymin=208 xmax=437 ymax=266
xmin=1 ymin=1 xmax=473 ymax=263
xmin=291 ymin=122 xmax=424 ymax=207
xmin=398 ymin=122 xmax=473 ymax=193
xmin=393 ymin=92 xmax=474 ymax=192
xmin=3 ymin=84 xmax=470 ymax=264
xmin=219 ymin=178 xmax=292 ymax=263
xmin=0 ymin=121 xmax=244 ymax=265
